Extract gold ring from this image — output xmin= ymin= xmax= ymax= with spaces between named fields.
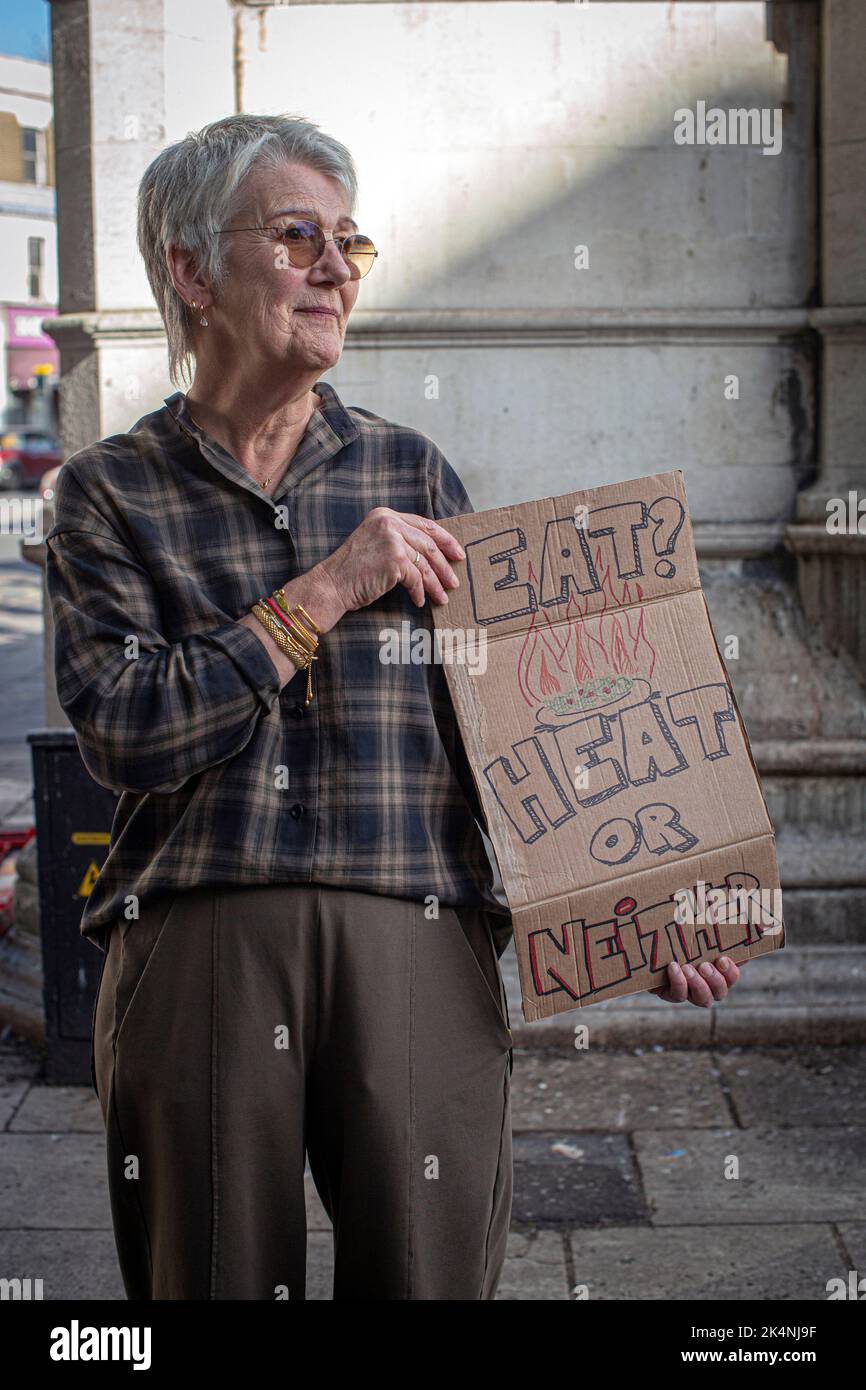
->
xmin=412 ymin=549 xmax=422 ymax=567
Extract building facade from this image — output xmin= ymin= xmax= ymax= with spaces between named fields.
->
xmin=0 ymin=52 xmax=58 ymax=431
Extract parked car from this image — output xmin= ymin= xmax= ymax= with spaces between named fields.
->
xmin=0 ymin=427 xmax=63 ymax=490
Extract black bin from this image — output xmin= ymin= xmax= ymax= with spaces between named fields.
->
xmin=27 ymin=729 xmax=119 ymax=1084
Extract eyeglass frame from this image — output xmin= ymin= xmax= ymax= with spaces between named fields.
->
xmin=215 ymin=217 xmax=378 ymax=278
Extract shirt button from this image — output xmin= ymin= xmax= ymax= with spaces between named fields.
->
xmin=291 ymin=703 xmax=305 ymax=720
xmin=290 ymin=803 xmax=305 ymax=819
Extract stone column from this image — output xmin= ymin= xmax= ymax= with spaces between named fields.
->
xmin=785 ymin=0 xmax=866 ymax=675
xmin=40 ymin=0 xmax=236 ymax=724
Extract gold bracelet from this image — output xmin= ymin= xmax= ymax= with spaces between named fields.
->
xmin=252 ymin=603 xmax=311 ymax=665
xmin=295 ymin=602 xmax=321 ymax=636
xmin=274 ymin=590 xmax=322 ymax=639
xmin=251 ymin=603 xmax=317 ymax=705
xmin=284 ymin=613 xmax=318 ymax=654
xmin=271 ymin=591 xmax=318 ymax=652
xmin=253 ymin=606 xmax=317 ymax=707
xmin=274 ymin=607 xmax=316 ymax=655
xmin=264 ymin=595 xmax=316 ymax=654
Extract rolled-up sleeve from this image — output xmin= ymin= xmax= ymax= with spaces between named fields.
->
xmin=45 ymin=465 xmax=281 ymax=795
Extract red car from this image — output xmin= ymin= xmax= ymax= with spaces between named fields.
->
xmin=0 ymin=427 xmax=63 ymax=490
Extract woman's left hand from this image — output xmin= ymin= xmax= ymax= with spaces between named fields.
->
xmin=651 ymin=956 xmax=741 ymax=1007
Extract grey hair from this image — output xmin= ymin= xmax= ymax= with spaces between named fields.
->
xmin=136 ymin=113 xmax=359 ymax=386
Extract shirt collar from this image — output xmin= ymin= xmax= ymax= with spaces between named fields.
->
xmin=162 ymin=378 xmax=360 ymax=505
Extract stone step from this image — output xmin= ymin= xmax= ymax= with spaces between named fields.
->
xmin=502 ymin=943 xmax=866 ymax=1047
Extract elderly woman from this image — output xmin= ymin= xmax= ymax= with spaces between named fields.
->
xmin=45 ymin=113 xmax=741 ymax=1303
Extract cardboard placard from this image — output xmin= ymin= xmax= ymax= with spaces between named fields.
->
xmin=432 ymin=470 xmax=784 ymax=1022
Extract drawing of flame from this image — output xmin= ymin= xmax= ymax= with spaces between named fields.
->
xmin=517 ymin=546 xmax=658 ymax=709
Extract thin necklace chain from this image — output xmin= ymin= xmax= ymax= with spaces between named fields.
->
xmin=184 ymin=392 xmax=319 ymax=490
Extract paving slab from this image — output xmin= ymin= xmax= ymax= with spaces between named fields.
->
xmin=495 ymin=1230 xmax=570 ymax=1300
xmin=0 ymin=1034 xmax=43 ymax=1080
xmin=10 ymin=1084 xmax=104 ymax=1133
xmin=0 ymin=1077 xmax=30 ymax=1129
xmin=304 ymin=1172 xmax=332 ymax=1232
xmin=714 ymin=1045 xmax=866 ymax=1127
xmin=634 ymin=1125 xmax=866 ymax=1225
xmin=0 ymin=1229 xmax=125 ymax=1300
xmin=306 ymin=1232 xmax=334 ymax=1301
xmin=0 ymin=1133 xmax=110 ymax=1229
xmin=512 ymin=1131 xmax=646 ymax=1227
xmin=836 ymin=1223 xmax=866 ymax=1276
xmin=568 ymin=1222 xmax=848 ymax=1301
xmin=511 ymin=1051 xmax=731 ymax=1130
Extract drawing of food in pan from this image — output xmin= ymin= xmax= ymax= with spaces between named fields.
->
xmin=534 ymin=673 xmax=652 ymax=726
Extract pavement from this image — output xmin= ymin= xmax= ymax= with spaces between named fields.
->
xmin=1 ymin=1029 xmax=864 ymax=1301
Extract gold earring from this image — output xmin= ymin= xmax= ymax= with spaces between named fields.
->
xmin=189 ymin=298 xmax=208 ymax=326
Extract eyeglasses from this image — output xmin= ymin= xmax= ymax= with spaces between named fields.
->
xmin=217 ymin=218 xmax=378 ymax=280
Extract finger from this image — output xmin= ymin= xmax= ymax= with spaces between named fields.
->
xmin=682 ymin=963 xmax=714 ymax=1007
xmin=391 ymin=512 xmax=467 ymax=563
xmin=715 ymin=955 xmax=740 ymax=987
xmin=399 ymin=540 xmax=446 ymax=607
xmin=696 ymin=960 xmax=729 ymax=1002
xmin=393 ymin=521 xmax=460 ymax=595
xmin=655 ymin=961 xmax=688 ymax=1003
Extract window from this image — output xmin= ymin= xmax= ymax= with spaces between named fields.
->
xmin=21 ymin=127 xmax=38 ymax=182
xmin=20 ymin=127 xmax=47 ymax=183
xmin=28 ymin=238 xmax=44 ymax=299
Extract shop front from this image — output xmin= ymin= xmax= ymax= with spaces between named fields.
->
xmin=4 ymin=303 xmax=59 ymax=430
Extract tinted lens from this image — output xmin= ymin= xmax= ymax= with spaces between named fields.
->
xmin=342 ymin=234 xmax=377 ymax=280
xmin=279 ymin=222 xmax=377 ymax=278
xmin=279 ymin=219 xmax=324 ymax=266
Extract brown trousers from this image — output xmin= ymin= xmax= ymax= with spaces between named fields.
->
xmin=91 ymin=884 xmax=513 ymax=1300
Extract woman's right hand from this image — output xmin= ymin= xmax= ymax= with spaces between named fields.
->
xmin=314 ymin=506 xmax=465 ymax=613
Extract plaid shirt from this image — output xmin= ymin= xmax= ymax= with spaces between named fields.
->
xmin=45 ymin=380 xmax=509 ymax=950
